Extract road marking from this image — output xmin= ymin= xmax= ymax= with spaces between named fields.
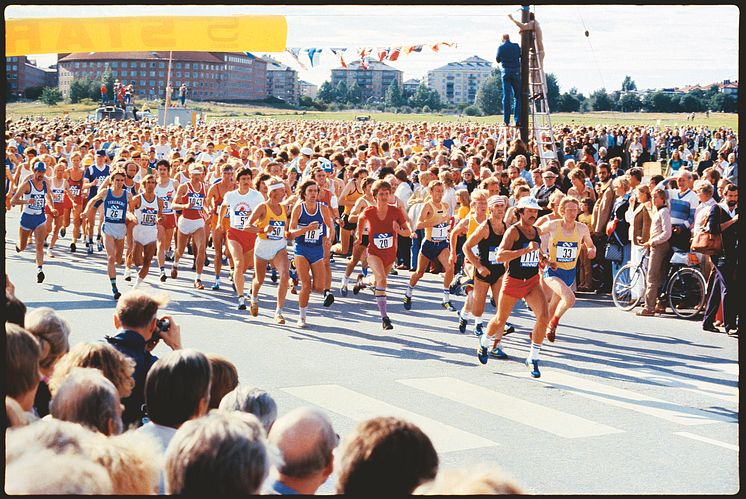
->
xmin=706 ymin=363 xmax=739 ymax=376
xmin=674 ymin=432 xmax=739 ymax=451
xmin=281 ymin=384 xmax=497 ymax=453
xmin=502 ymin=370 xmax=734 ymax=426
xmin=398 ymin=377 xmax=623 ymax=438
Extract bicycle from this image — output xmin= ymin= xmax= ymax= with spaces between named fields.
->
xmin=611 ymin=247 xmax=707 ymax=319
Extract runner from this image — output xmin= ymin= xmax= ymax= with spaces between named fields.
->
xmin=84 ymin=168 xmax=134 ymax=299
xmin=65 ymin=152 xmax=87 ymax=252
xmin=44 ymin=162 xmax=72 ymax=258
xmin=404 ymin=179 xmax=456 ymax=311
xmin=129 ymin=174 xmax=163 ymax=289
xmin=355 ymin=180 xmax=415 ymax=330
xmin=477 ymin=196 xmax=550 ymax=378
xmin=10 ymin=160 xmax=57 ymax=283
xmin=335 ymin=167 xmax=368 ymax=257
xmin=288 ymin=179 xmax=336 ymax=327
xmin=206 ymin=162 xmax=237 ymax=290
xmin=154 ymin=159 xmax=179 ymax=282
xmin=537 ymin=196 xmax=596 ymax=342
xmin=82 ymin=150 xmax=111 ymax=254
xmin=340 ymin=176 xmax=375 ymax=296
xmin=220 ymin=167 xmax=264 ymax=310
xmin=311 ymin=163 xmax=338 ymax=302
xmin=170 ymin=163 xmax=209 ymax=290
xmin=247 ymin=176 xmax=291 ymax=324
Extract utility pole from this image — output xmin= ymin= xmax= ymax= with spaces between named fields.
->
xmin=519 ymin=4 xmax=530 ymax=143
xmin=163 ymin=51 xmax=173 ymax=127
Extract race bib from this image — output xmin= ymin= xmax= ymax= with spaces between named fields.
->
xmin=373 ymin=232 xmax=393 ymax=250
xmin=556 ymin=241 xmax=578 ymax=263
xmin=141 ymin=208 xmax=157 ymax=226
xmin=69 ymin=185 xmax=81 ymax=197
xmin=519 ymin=245 xmax=540 ymax=268
xmin=431 ymin=222 xmax=449 ymax=242
xmin=106 ymin=206 xmax=122 ymax=221
xmin=162 ymin=198 xmax=172 ymax=212
xmin=304 ymin=227 xmax=321 ymax=243
xmin=29 ymin=194 xmax=45 ymax=209
xmin=268 ymin=220 xmax=285 ymax=240
xmin=488 ymin=246 xmax=499 ymax=265
xmin=234 ymin=209 xmax=250 ymax=229
xmin=52 ymin=190 xmax=64 ymax=203
xmin=189 ymin=194 xmax=204 ymax=210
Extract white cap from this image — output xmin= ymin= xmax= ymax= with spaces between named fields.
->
xmin=300 ymin=147 xmax=314 ymax=156
xmin=515 ymin=196 xmax=541 ymax=210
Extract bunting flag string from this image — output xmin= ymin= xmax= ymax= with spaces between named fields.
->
xmin=281 ymin=41 xmax=456 ymax=70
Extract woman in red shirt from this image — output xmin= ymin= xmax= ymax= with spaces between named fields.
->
xmin=355 ymin=180 xmax=414 ymax=330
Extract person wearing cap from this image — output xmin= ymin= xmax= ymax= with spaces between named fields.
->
xmin=534 ymin=166 xmax=560 ymax=218
xmin=82 ymin=149 xmax=111 ymax=255
xmin=477 ymin=196 xmax=549 ymax=379
xmin=11 ymin=160 xmax=58 ymax=284
xmin=299 ymin=147 xmax=314 ymax=179
xmin=171 ymin=164 xmax=209 ymax=290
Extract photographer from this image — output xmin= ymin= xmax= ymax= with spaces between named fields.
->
xmin=105 ymin=290 xmax=181 ymax=428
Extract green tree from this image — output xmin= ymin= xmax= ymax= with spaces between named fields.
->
xmin=335 ymin=80 xmax=349 ymax=104
xmin=463 ymin=105 xmax=481 ymax=116
xmin=24 ymin=86 xmax=44 ymax=100
xmin=546 ymin=73 xmax=560 ymax=111
xmin=346 ymin=80 xmax=362 ymax=104
xmin=619 ymin=92 xmax=642 ymax=112
xmin=411 ymin=83 xmax=430 ymax=108
xmin=589 ymin=88 xmax=613 ymax=111
xmin=475 ymin=75 xmax=503 ymax=115
xmin=40 ymin=87 xmax=62 ymax=106
xmin=384 ymin=79 xmax=404 ymax=107
xmin=621 ymin=75 xmax=637 ymax=92
xmin=426 ymin=88 xmax=442 ymax=111
xmin=679 ymin=93 xmax=701 ymax=112
xmin=643 ymin=91 xmax=673 ymax=112
xmin=709 ymin=93 xmax=737 ymax=112
xmin=69 ymin=78 xmax=93 ymax=104
xmin=317 ymin=81 xmax=335 ymax=102
xmin=556 ymin=92 xmax=581 ymax=112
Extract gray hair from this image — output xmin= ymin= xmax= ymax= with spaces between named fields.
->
xmin=24 ymin=307 xmax=71 ymax=370
xmin=165 ymin=410 xmax=279 ymax=495
xmin=51 ymin=367 xmax=122 ymax=435
xmin=218 ymin=385 xmax=278 ymax=433
xmin=6 ymin=418 xmax=98 ymax=462
xmin=6 ymin=449 xmax=113 ymax=494
xmin=694 ymin=179 xmax=714 ymax=197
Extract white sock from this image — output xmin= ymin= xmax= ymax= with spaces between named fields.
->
xmin=196 ymin=273 xmax=202 ymax=280
xmin=342 ymin=275 xmax=349 ymax=286
xmin=442 ymin=289 xmax=450 ymax=303
xmin=300 ymin=307 xmax=307 ymax=319
xmin=460 ymin=309 xmax=471 ymax=321
xmin=405 ymin=285 xmax=413 ymax=298
xmin=473 ymin=314 xmax=483 ymax=326
xmin=528 ymin=342 xmax=541 ymax=361
xmin=275 ymin=306 xmax=282 ymax=316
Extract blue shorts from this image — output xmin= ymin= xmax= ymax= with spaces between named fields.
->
xmin=20 ymin=212 xmax=46 ymax=231
xmin=544 ymin=266 xmax=576 ymax=287
xmin=294 ymin=243 xmax=324 ymax=265
xmin=421 ymin=239 xmax=449 ymax=262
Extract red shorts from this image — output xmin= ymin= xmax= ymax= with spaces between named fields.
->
xmin=368 ymin=248 xmax=396 ymax=268
xmin=501 ymin=274 xmax=540 ymax=300
xmin=159 ymin=213 xmax=177 ymax=230
xmin=227 ymin=228 xmax=257 ymax=253
xmin=45 ymin=200 xmax=70 ymax=216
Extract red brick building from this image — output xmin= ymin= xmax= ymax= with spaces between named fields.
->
xmin=6 ymin=56 xmax=58 ymax=98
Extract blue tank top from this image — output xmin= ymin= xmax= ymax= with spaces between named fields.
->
xmin=85 ymin=164 xmax=110 ymax=199
xmin=295 ymin=201 xmax=325 ymax=247
xmin=103 ymin=188 xmax=128 ymax=224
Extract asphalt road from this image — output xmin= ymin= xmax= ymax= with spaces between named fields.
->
xmin=5 ymin=208 xmax=739 ymax=494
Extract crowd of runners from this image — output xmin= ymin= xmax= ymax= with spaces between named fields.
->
xmin=5 ymin=116 xmax=739 ymax=377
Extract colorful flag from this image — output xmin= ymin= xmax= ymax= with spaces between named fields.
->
xmin=360 ymin=57 xmax=368 ymax=70
xmin=431 ymin=43 xmax=440 ymax=52
xmin=285 ymin=48 xmax=308 ymax=70
xmin=330 ymin=48 xmax=348 ymax=68
xmin=388 ymin=47 xmax=401 ymax=61
xmin=377 ymin=48 xmax=389 ymax=62
xmin=305 ymin=47 xmax=322 ymax=68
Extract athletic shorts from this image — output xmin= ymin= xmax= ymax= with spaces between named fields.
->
xmin=501 ymin=274 xmax=540 ymax=300
xmin=178 ymin=216 xmax=205 ymax=235
xmin=227 ymin=228 xmax=257 ymax=253
xmin=103 ymin=222 xmax=127 ymax=240
xmin=341 ymin=214 xmax=357 ymax=231
xmin=20 ymin=212 xmax=47 ymax=231
xmin=421 ymin=239 xmax=449 ymax=262
xmin=544 ymin=266 xmax=576 ymax=287
xmin=360 ymin=234 xmax=369 ymax=247
xmin=294 ymin=243 xmax=325 ymax=265
xmin=46 ymin=200 xmax=71 ymax=215
xmin=93 ymin=199 xmax=103 ymax=209
xmin=133 ymin=225 xmax=158 ymax=246
xmin=254 ymin=237 xmax=287 ymax=262
xmin=475 ymin=264 xmax=506 ymax=286
xmin=211 ymin=214 xmax=231 ymax=232
xmin=159 ymin=213 xmax=177 ymax=230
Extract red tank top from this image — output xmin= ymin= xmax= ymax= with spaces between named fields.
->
xmin=363 ymin=204 xmax=405 ymax=257
xmin=181 ymin=182 xmax=206 ymax=220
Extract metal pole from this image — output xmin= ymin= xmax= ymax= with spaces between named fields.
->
xmin=519 ymin=5 xmax=530 ymax=143
xmin=163 ymin=51 xmax=173 ymax=127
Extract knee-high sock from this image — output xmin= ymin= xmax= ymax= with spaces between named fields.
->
xmin=375 ymin=288 xmax=388 ymax=318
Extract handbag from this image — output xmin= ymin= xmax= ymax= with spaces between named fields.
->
xmin=691 ymin=208 xmax=723 ymax=255
xmin=603 ymin=232 xmax=624 ymax=262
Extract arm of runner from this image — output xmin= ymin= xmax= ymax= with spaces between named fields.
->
xmin=464 ymin=223 xmax=489 ymax=274
xmin=496 ymin=226 xmax=537 ymax=264
xmin=45 ymin=187 xmax=58 ymax=216
xmin=205 ymin=184 xmax=218 ymax=215
xmin=156 ymin=197 xmax=165 ymax=224
xmin=245 ymin=203 xmax=267 ymax=234
xmin=83 ymin=190 xmax=106 ymax=220
xmin=415 ymin=203 xmax=434 ymax=230
xmin=10 ymin=181 xmax=30 ymax=206
xmin=338 ymin=179 xmax=355 ymax=207
xmin=355 ymin=211 xmax=368 ymax=244
xmin=170 ymin=184 xmax=191 ymax=211
xmin=579 ymin=223 xmax=597 ymax=259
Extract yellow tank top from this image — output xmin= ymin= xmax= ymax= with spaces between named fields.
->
xmin=257 ymin=203 xmax=287 ymax=240
xmin=344 ymin=188 xmax=363 ymax=215
xmin=466 ymin=213 xmax=481 ymax=239
xmin=425 ymin=201 xmax=450 ymax=242
xmin=457 ymin=205 xmax=470 ymax=221
xmin=549 ymin=223 xmax=580 ymax=270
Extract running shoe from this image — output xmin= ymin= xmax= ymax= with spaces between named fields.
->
xmin=165 ymin=248 xmax=174 ymax=261
xmin=113 ymin=288 xmax=121 ymax=300
xmin=275 ymin=313 xmax=286 ymax=325
xmin=270 ymin=268 xmax=278 ymax=283
xmin=70 ymin=242 xmax=77 ymax=253
xmin=194 ymin=279 xmax=204 ymax=290
xmin=526 ymin=358 xmax=541 ymax=378
xmin=160 ymin=270 xmax=167 ymax=282
xmin=352 ymin=274 xmax=364 ymax=295
xmin=441 ymin=300 xmax=457 ymax=312
xmin=191 ymin=262 xmax=197 ymax=271
xmin=221 ymin=256 xmax=228 ymax=265
xmin=87 ymin=243 xmax=94 ymax=255
xmin=124 ymin=268 xmax=133 ymax=281
xmin=504 ymin=322 xmax=515 ymax=335
xmin=47 ymin=249 xmax=55 ymax=259
xmin=489 ymin=346 xmax=509 ymax=359
xmin=474 ymin=323 xmax=484 ymax=337
xmin=207 ymin=236 xmax=213 ymax=248
xmin=403 ymin=295 xmax=412 ymax=310
xmin=250 ymin=300 xmax=259 ymax=317
xmin=382 ymin=316 xmax=394 ymax=330
xmin=170 ymin=265 xmax=178 ymax=279
xmin=477 ymin=343 xmax=489 ymax=365
xmin=37 ymin=269 xmax=45 ymax=284
xmin=296 ymin=317 xmax=307 ymax=328
xmin=489 ymin=297 xmax=496 ymax=308
xmin=458 ymin=313 xmax=467 ymax=334
xmin=204 ymin=256 xmax=211 ymax=267
xmin=546 ymin=323 xmax=557 ymax=343
xmin=211 ymin=280 xmax=220 ymax=291
xmin=97 ymin=240 xmax=104 ymax=252
xmin=15 ymin=244 xmax=21 ymax=253
xmin=323 ymin=291 xmax=335 ymax=307
xmin=340 ymin=281 xmax=349 ymax=297
xmin=43 ymin=241 xmax=49 ymax=248
xmin=237 ymin=296 xmax=247 ymax=310
xmin=60 ymin=227 xmax=66 ymax=238
xmin=390 ymin=268 xmax=398 ymax=276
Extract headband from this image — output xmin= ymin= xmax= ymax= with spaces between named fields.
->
xmin=268 ymin=183 xmax=284 ymax=193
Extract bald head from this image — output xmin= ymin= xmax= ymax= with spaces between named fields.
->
xmin=268 ymin=407 xmax=336 ymax=478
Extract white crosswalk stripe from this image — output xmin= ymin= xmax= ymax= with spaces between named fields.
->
xmin=674 ymin=432 xmax=739 ymax=451
xmin=397 ymin=377 xmax=624 ymax=438
xmin=281 ymin=384 xmax=497 ymax=453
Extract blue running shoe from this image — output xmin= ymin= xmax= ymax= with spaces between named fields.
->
xmin=270 ymin=268 xmax=278 ymax=283
xmin=87 ymin=243 xmax=94 ymax=255
xmin=474 ymin=323 xmax=484 ymax=337
xmin=489 ymin=346 xmax=509 ymax=359
xmin=477 ymin=343 xmax=489 ymax=365
xmin=441 ymin=300 xmax=457 ymax=312
xmin=526 ymin=358 xmax=541 ymax=378
xmin=458 ymin=313 xmax=467 ymax=334
xmin=403 ymin=295 xmax=412 ymax=310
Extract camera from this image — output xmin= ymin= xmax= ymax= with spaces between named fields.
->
xmin=151 ymin=318 xmax=170 ymax=342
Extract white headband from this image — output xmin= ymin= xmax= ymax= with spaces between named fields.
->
xmin=268 ymin=183 xmax=284 ymax=192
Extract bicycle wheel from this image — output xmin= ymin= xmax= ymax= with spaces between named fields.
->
xmin=667 ymin=267 xmax=706 ymax=319
xmin=612 ymin=263 xmax=645 ymax=311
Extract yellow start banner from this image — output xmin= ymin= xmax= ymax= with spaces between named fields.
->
xmin=5 ymin=15 xmax=287 ymax=56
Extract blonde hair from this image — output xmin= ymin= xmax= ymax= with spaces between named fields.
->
xmin=49 ymin=342 xmax=136 ymax=399
xmin=455 ymin=188 xmax=470 ymax=207
xmin=85 ymin=431 xmax=162 ymax=494
xmin=558 ymin=196 xmax=580 ymax=215
xmin=470 ymin=188 xmax=489 ymax=205
xmin=612 ymin=176 xmax=630 ymax=191
xmin=413 ymin=467 xmax=524 ymax=495
xmin=24 ymin=307 xmax=71 ymax=371
xmin=548 ymin=190 xmax=566 ymax=208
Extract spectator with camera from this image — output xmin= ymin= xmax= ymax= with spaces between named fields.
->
xmin=105 ymin=290 xmax=182 ymax=428
xmin=655 ymin=169 xmax=699 ymax=251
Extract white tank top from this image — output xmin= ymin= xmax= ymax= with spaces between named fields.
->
xmin=155 ymin=179 xmax=176 ymax=214
xmin=23 ymin=179 xmax=47 ymax=216
xmin=135 ymin=193 xmax=159 ymax=227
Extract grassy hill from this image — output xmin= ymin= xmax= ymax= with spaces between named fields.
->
xmin=5 ymin=99 xmax=738 ymax=131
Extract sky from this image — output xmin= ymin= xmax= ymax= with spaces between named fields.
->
xmin=6 ymin=4 xmax=739 ymax=95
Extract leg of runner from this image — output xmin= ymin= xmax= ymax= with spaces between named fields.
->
xmin=295 ymin=254 xmax=321 ymax=327
xmin=271 ymin=249 xmax=290 ymax=324
xmin=47 ymin=212 xmax=62 ymax=258
xmin=367 ymin=254 xmax=394 ymax=330
xmin=135 ymin=242 xmax=157 ymax=289
xmin=227 ymin=239 xmax=249 ymax=309
xmin=71 ymin=203 xmax=83 ymax=252
xmin=104 ymin=234 xmax=122 ymax=299
xmin=543 ymin=276 xmax=575 ymax=342
xmin=471 ymin=279 xmax=490 ymax=337
xmin=458 ymin=288 xmax=473 ymax=333
xmin=61 ymin=206 xmax=72 ymax=239
xmin=321 ymin=243 xmax=334 ymax=306
xmin=250 ymin=256 xmax=267 ymax=317
xmin=341 ymin=241 xmax=365 ymax=296
xmin=192 ymin=228 xmax=207 ymax=289
xmin=522 ymin=285 xmax=551 ymax=377
xmin=172 ymin=229 xmax=188 ymax=279
xmin=435 ymin=248 xmax=456 ymax=311
xmin=212 ymin=223 xmax=225 ymax=290
xmin=478 ymin=289 xmax=519 ymax=365
xmin=123 ymin=220 xmax=136 ymax=281
xmin=33 ymin=223 xmax=48 ymax=283
xmin=404 ymin=252 xmax=429 ymax=310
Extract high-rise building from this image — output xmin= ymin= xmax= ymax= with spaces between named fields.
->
xmin=331 ymin=60 xmax=403 ymax=102
xmin=6 ymin=56 xmax=58 ymax=97
xmin=264 ymin=56 xmax=300 ymax=104
xmin=427 ymin=55 xmax=493 ymax=105
xmin=299 ymin=80 xmax=318 ymax=99
xmin=403 ymin=78 xmax=422 ymax=95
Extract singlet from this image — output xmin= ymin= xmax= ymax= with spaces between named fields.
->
xmin=103 ymin=189 xmax=128 ymax=225
xmin=507 ymin=225 xmax=541 ymax=280
xmin=295 ymin=202 xmax=326 ymax=247
xmin=548 ymin=223 xmax=580 ymax=271
xmin=182 ymin=182 xmax=206 ymax=220
xmin=363 ymin=204 xmax=405 ymax=254
xmin=213 ymin=182 xmax=232 ymax=219
xmin=343 ymin=187 xmax=364 ymax=215
xmin=85 ymin=164 xmax=110 ymax=199
xmin=135 ymin=193 xmax=159 ymax=227
xmin=477 ymin=219 xmax=505 ymax=268
xmin=22 ymin=179 xmax=47 ymax=216
xmin=257 ymin=203 xmax=287 ymax=241
xmin=155 ymin=179 xmax=176 ymax=215
xmin=124 ymin=178 xmax=137 ymax=196
xmin=50 ymin=178 xmax=66 ymax=205
xmin=425 ymin=201 xmax=450 ymax=243
xmin=224 ymin=188 xmax=264 ymax=230
xmin=67 ymin=173 xmax=84 ymax=203
xmin=466 ymin=212 xmax=485 ymax=256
